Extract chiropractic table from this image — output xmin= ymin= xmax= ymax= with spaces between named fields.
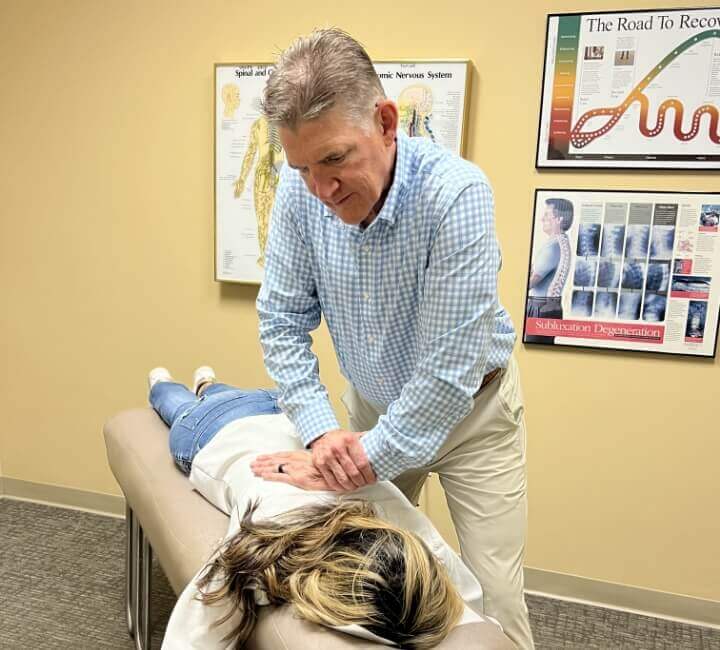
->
xmin=104 ymin=408 xmax=516 ymax=649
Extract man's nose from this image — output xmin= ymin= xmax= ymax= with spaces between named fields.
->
xmin=310 ymin=173 xmax=340 ymax=202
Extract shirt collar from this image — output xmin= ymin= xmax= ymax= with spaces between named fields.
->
xmin=321 ymin=130 xmax=411 ymax=228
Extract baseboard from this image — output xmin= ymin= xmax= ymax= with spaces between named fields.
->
xmin=0 ymin=476 xmax=125 ymax=518
xmin=525 ymin=567 xmax=720 ymax=629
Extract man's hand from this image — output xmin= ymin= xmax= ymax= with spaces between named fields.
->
xmin=250 ymin=451 xmax=335 ymax=491
xmin=310 ymin=429 xmax=376 ymax=491
xmin=251 ymin=450 xmax=312 ymax=477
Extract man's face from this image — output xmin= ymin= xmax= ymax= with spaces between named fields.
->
xmin=279 ymin=103 xmax=397 ymax=226
xmin=541 ymin=205 xmax=561 ymax=235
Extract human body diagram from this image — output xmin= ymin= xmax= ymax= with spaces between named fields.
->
xmin=234 ymin=117 xmax=285 ymax=267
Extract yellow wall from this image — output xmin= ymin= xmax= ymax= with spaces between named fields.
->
xmin=1 ymin=0 xmax=718 ymax=603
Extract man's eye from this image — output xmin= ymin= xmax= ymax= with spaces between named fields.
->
xmin=327 ymin=155 xmax=345 ymax=164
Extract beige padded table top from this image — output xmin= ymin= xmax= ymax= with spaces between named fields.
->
xmin=104 ymin=408 xmax=515 ymax=649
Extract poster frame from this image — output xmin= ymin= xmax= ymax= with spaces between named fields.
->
xmin=523 ymin=187 xmax=720 ymax=359
xmin=535 ymin=6 xmax=720 ymax=171
xmin=214 ymin=59 xmax=472 ymax=284
xmin=214 ymin=61 xmax=276 ymax=285
xmin=375 ymin=59 xmax=472 ymax=157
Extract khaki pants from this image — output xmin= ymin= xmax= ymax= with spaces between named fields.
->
xmin=342 ymin=356 xmax=534 ymax=649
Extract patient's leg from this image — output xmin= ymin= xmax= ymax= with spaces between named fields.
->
xmin=149 ymin=381 xmax=198 ymax=427
xmin=167 ymin=385 xmax=282 ymax=473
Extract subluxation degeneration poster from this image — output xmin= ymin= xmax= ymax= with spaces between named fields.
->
xmin=524 ymin=189 xmax=719 ymax=357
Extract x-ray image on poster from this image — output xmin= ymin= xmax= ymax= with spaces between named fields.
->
xmin=536 ymin=8 xmax=720 ymax=169
xmin=374 ymin=60 xmax=470 ymax=156
xmin=215 ymin=63 xmax=282 ymax=284
xmin=524 ymin=189 xmax=720 ymax=357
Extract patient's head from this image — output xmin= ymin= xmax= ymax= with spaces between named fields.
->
xmin=197 ymin=500 xmax=464 ymax=648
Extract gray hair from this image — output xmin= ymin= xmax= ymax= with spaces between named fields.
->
xmin=262 ymin=28 xmax=385 ymax=130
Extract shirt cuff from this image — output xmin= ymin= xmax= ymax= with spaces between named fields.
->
xmin=291 ymin=398 xmax=341 ymax=448
xmin=361 ymin=424 xmax=409 ymax=482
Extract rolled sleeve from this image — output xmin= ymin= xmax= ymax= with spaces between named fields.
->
xmin=256 ymin=171 xmax=340 ymax=445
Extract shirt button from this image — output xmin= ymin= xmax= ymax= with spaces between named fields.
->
xmin=363 ymin=245 xmax=371 ymax=253
xmin=378 ymin=377 xmax=384 ymax=385
xmin=368 ymin=334 xmax=375 ymax=343
xmin=363 ymin=292 xmax=370 ymax=301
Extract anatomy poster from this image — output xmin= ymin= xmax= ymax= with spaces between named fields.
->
xmin=374 ymin=60 xmax=470 ymax=156
xmin=215 ymin=60 xmax=470 ymax=284
xmin=215 ymin=63 xmax=282 ymax=283
xmin=524 ymin=190 xmax=719 ymax=357
xmin=536 ymin=8 xmax=720 ymax=169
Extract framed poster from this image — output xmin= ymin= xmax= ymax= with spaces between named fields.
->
xmin=375 ymin=60 xmax=471 ymax=156
xmin=536 ymin=7 xmax=720 ymax=169
xmin=214 ymin=60 xmax=471 ymax=284
xmin=215 ymin=63 xmax=279 ymax=285
xmin=523 ymin=189 xmax=720 ymax=357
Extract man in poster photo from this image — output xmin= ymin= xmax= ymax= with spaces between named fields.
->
xmin=525 ymin=198 xmax=574 ymax=344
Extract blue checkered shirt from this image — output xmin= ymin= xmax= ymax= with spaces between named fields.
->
xmin=257 ymin=131 xmax=516 ymax=480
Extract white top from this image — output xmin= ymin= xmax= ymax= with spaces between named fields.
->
xmin=162 ymin=414 xmax=498 ymax=649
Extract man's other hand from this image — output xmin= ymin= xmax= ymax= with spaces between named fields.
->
xmin=310 ymin=429 xmax=376 ymax=491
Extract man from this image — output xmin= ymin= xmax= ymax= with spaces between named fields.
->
xmin=525 ymin=198 xmax=574 ymax=344
xmin=250 ymin=28 xmax=533 ymax=648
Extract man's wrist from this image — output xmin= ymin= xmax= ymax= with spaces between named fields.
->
xmin=292 ymin=399 xmax=340 ymax=447
xmin=308 ymin=428 xmax=336 ymax=449
xmin=308 ymin=429 xmax=363 ymax=450
xmin=309 ymin=435 xmax=323 ymax=449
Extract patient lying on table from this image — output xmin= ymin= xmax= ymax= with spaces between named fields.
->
xmin=148 ymin=366 xmax=505 ymax=649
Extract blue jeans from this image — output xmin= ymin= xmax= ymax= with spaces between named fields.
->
xmin=149 ymin=382 xmax=281 ymax=474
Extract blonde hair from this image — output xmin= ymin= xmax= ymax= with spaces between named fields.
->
xmin=197 ymin=500 xmax=464 ymax=648
xmin=262 ymin=28 xmax=385 ymax=129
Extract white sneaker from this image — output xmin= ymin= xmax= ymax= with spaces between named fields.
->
xmin=193 ymin=366 xmax=216 ymax=396
xmin=148 ymin=367 xmax=173 ymax=390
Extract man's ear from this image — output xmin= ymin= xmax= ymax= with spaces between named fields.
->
xmin=377 ymin=99 xmax=399 ymax=144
